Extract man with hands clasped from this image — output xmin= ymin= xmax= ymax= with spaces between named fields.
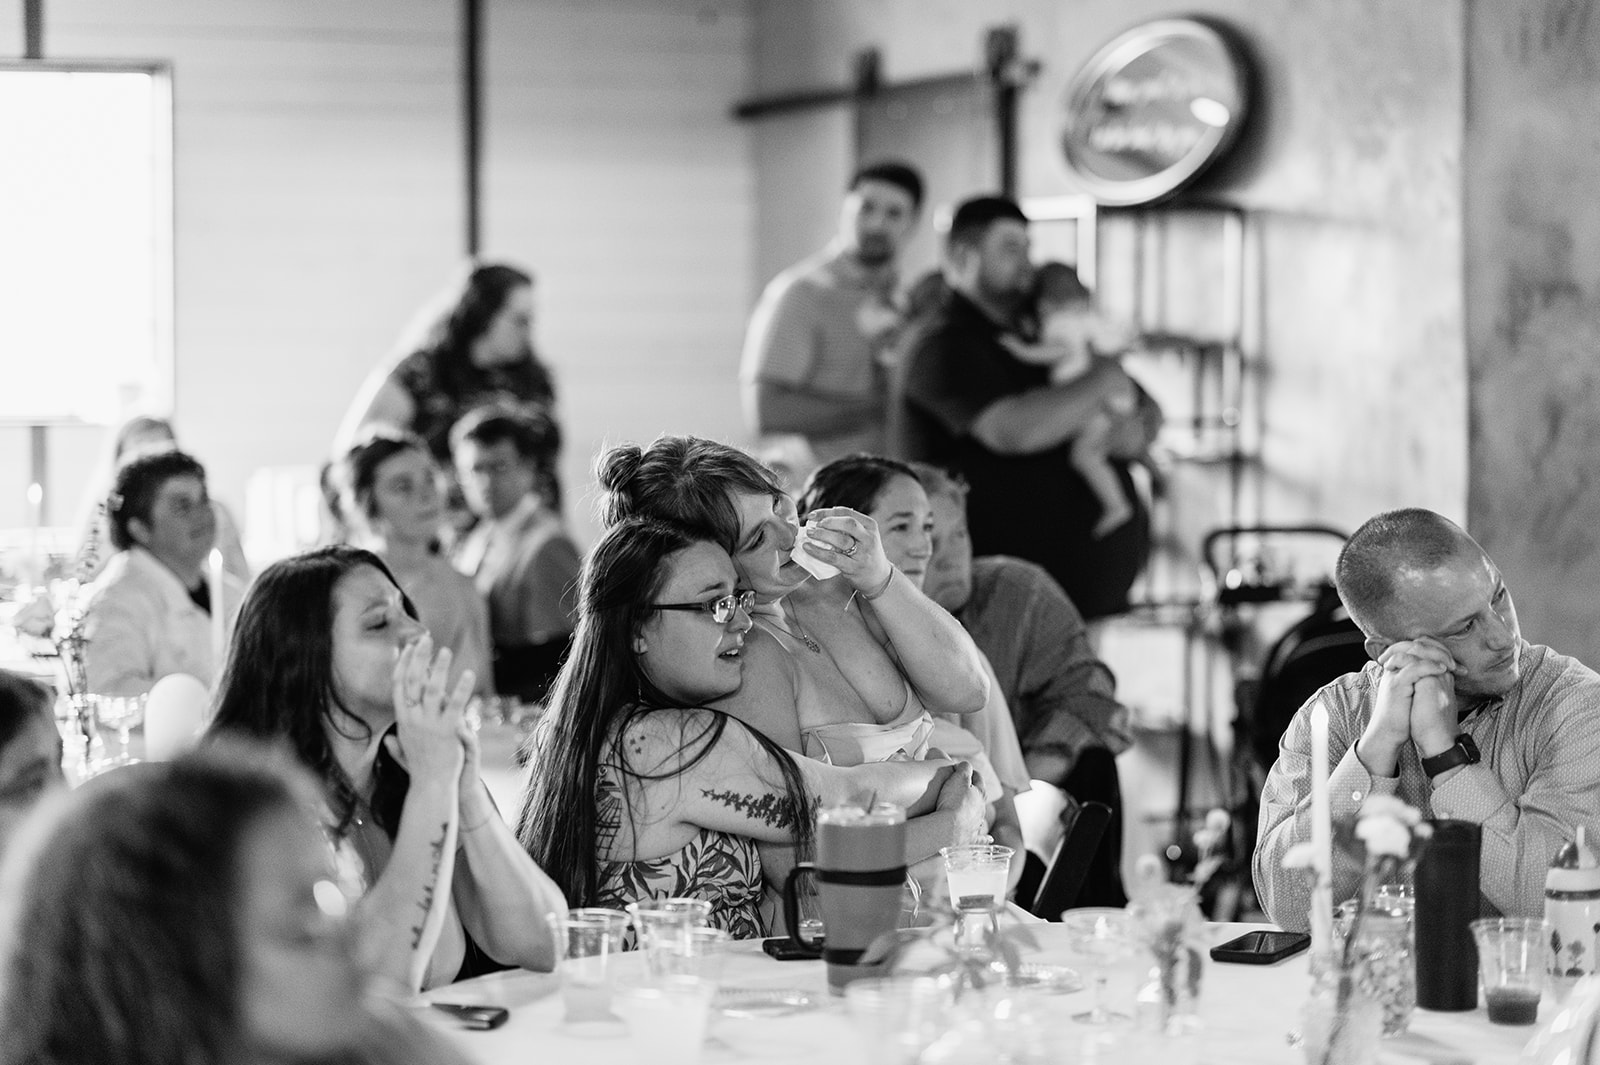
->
xmin=1254 ymin=508 xmax=1600 ymax=929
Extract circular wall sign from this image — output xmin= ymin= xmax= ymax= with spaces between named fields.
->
xmin=1059 ymin=19 xmax=1251 ymax=207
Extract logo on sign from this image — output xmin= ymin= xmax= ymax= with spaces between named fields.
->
xmin=1060 ymin=19 xmax=1250 ymax=207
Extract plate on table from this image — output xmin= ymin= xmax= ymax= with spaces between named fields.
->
xmin=1007 ymin=963 xmax=1084 ymax=994
xmin=714 ymin=987 xmax=820 ymax=1018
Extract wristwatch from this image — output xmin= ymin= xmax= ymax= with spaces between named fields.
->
xmin=1422 ymin=733 xmax=1481 ymax=779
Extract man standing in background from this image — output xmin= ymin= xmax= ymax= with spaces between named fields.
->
xmin=740 ymin=161 xmax=924 ymax=474
xmin=891 ymin=195 xmax=1158 ymax=622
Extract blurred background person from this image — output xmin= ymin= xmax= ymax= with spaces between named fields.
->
xmin=336 ymin=429 xmax=491 ymax=696
xmin=335 ymin=261 xmax=560 ymax=517
xmin=81 ymin=450 xmax=244 ymax=696
xmin=0 ymin=671 xmax=63 ymax=858
xmin=741 ymin=162 xmax=924 ymax=481
xmin=208 ymin=547 xmax=565 ymax=991
xmin=913 ymin=461 xmax=1134 ymax=907
xmin=0 ymin=743 xmax=473 ymax=1065
xmin=71 ymin=413 xmax=250 ymax=583
xmin=450 ymin=404 xmax=578 ymax=704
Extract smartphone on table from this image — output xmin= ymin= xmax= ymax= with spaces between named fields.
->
xmin=430 ymin=1002 xmax=511 ymax=1030
xmin=1209 ymin=929 xmax=1312 ymax=965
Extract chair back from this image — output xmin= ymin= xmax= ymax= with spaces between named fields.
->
xmin=1026 ymin=799 xmax=1113 ymax=920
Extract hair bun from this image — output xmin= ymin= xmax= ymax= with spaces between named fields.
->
xmin=595 ymin=443 xmax=644 ymax=499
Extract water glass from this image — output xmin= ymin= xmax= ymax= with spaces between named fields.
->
xmin=844 ymin=975 xmax=953 ymax=1065
xmin=1063 ymin=907 xmax=1135 ymax=1024
xmin=626 ymin=898 xmax=713 ymax=972
xmin=941 ymin=844 xmax=1014 ymax=908
xmin=91 ymin=693 xmax=147 ymax=768
xmin=547 ymin=907 xmax=630 ymax=1025
xmin=614 ymin=975 xmax=716 ymax=1065
xmin=1471 ymin=917 xmax=1552 ymax=1025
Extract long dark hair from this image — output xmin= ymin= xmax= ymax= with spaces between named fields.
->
xmin=0 ymin=742 xmax=320 ymax=1065
xmin=410 ymin=262 xmax=550 ymax=401
xmin=516 ymin=519 xmax=813 ymax=907
xmin=595 ymin=436 xmax=783 ymax=554
xmin=795 ymin=453 xmax=920 ymax=518
xmin=208 ymin=546 xmax=419 ymax=835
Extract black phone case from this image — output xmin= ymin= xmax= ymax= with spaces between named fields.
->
xmin=431 ymin=1003 xmax=510 ymax=1030
xmin=762 ymin=936 xmax=822 ymax=961
xmin=1209 ymin=930 xmax=1311 ymax=965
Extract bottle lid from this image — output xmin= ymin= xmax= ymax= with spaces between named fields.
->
xmin=1547 ymin=826 xmax=1600 ymax=892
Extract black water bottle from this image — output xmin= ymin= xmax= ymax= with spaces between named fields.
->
xmin=1414 ymin=819 xmax=1482 ymax=1011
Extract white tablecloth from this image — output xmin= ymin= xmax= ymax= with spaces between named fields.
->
xmin=418 ymin=923 xmax=1537 ymax=1064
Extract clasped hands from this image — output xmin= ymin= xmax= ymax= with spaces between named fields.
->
xmin=386 ymin=633 xmax=481 ymax=793
xmin=1357 ymin=637 xmax=1462 ymax=777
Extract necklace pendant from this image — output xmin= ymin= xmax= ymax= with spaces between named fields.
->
xmin=798 ymin=632 xmax=822 ymax=654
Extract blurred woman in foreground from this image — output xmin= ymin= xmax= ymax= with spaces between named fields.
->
xmin=0 ymin=743 xmax=472 ymax=1065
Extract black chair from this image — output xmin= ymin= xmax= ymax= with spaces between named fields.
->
xmin=1024 ymin=799 xmax=1114 ymax=920
xmin=1247 ymin=582 xmax=1369 ymax=774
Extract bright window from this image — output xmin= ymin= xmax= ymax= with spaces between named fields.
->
xmin=0 ymin=64 xmax=173 ymax=426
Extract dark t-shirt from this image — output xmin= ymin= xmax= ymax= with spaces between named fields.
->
xmin=890 ymin=292 xmax=1149 ymax=620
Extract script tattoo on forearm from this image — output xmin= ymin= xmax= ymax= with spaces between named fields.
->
xmin=700 ymin=788 xmax=796 ymax=829
xmin=409 ymin=821 xmax=451 ymax=950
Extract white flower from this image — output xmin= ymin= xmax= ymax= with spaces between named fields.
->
xmin=1282 ymin=841 xmax=1317 ymax=870
xmin=1359 ymin=794 xmax=1421 ymax=827
xmin=1356 ymin=814 xmax=1412 ymax=858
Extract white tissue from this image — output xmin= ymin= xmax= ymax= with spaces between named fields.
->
xmin=789 ymin=524 xmax=840 ymax=580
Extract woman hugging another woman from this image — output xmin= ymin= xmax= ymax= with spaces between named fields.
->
xmin=518 ymin=518 xmax=969 ymax=937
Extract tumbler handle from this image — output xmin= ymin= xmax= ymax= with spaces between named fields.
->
xmin=784 ymin=862 xmax=821 ymax=949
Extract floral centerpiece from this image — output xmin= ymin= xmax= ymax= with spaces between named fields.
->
xmin=1284 ymin=795 xmax=1432 ymax=1063
xmin=14 ymin=505 xmax=104 ymax=758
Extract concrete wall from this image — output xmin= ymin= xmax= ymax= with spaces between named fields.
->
xmin=1464 ymin=1 xmax=1600 ymax=664
xmin=748 ymin=0 xmax=1470 ymax=598
xmin=1 ymin=0 xmax=753 ymax=554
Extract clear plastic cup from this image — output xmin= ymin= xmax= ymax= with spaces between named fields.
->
xmin=547 ymin=907 xmax=629 ymax=1025
xmin=614 ymin=975 xmax=717 ymax=1065
xmin=940 ymin=844 xmax=1014 ymax=908
xmin=625 ymin=898 xmax=714 ymax=974
xmin=844 ymin=975 xmax=952 ymax=1065
xmin=650 ymin=926 xmax=730 ymax=984
xmin=1471 ymin=917 xmax=1552 ymax=1025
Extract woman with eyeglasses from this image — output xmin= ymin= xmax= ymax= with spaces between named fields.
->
xmin=516 ymin=518 xmax=967 ymax=937
xmin=209 ymin=546 xmax=566 ymax=993
xmin=0 ymin=743 xmax=473 ymax=1065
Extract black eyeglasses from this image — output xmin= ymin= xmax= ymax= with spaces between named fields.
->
xmin=649 ymin=589 xmax=756 ymax=625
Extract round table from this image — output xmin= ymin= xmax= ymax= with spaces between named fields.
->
xmin=418 ymin=922 xmax=1538 ymax=1064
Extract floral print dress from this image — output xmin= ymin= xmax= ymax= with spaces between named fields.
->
xmin=591 ymin=772 xmax=766 ymax=945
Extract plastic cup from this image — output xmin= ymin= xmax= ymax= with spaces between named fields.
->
xmin=547 ymin=907 xmax=629 ymax=1025
xmin=650 ymin=926 xmax=730 ymax=984
xmin=615 ymin=975 xmax=716 ymax=1065
xmin=625 ymin=898 xmax=713 ymax=975
xmin=1471 ymin=917 xmax=1552 ymax=1025
xmin=940 ymin=844 xmax=1014 ymax=908
xmin=844 ymin=975 xmax=952 ymax=1065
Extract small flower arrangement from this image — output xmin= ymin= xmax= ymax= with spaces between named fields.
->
xmin=1284 ymin=795 xmax=1432 ymax=1060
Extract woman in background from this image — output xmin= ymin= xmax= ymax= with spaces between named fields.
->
xmin=335 ymin=261 xmax=560 ymax=511
xmin=798 ymin=454 xmax=1029 ymax=891
xmin=0 ymin=743 xmax=473 ymax=1065
xmin=335 ymin=429 xmax=491 ymax=696
xmin=209 ymin=546 xmax=564 ymax=991
xmin=518 ymin=518 xmax=970 ymax=937
xmin=0 ymin=670 xmax=63 ymax=858
xmin=71 ymin=413 xmax=250 ymax=583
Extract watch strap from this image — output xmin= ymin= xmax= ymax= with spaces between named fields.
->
xmin=1422 ymin=733 xmax=1480 ymax=779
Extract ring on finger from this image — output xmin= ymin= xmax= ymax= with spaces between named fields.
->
xmin=840 ymin=541 xmax=857 ymax=558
